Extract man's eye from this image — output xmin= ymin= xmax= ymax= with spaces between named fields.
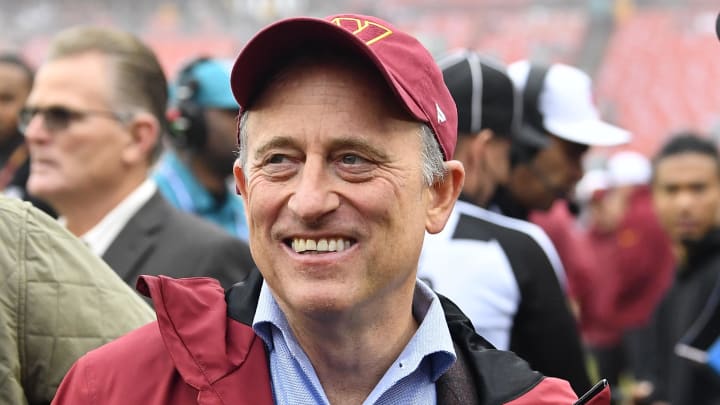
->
xmin=267 ymin=154 xmax=288 ymax=164
xmin=340 ymin=154 xmax=365 ymax=165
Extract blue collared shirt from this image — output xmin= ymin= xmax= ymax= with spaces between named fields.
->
xmin=152 ymin=151 xmax=248 ymax=240
xmin=253 ymin=280 xmax=456 ymax=405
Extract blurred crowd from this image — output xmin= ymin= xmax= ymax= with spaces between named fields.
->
xmin=2 ymin=1 xmax=720 ymax=405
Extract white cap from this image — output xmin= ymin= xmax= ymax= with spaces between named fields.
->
xmin=575 ymin=169 xmax=610 ymax=203
xmin=508 ymin=60 xmax=631 ymax=147
xmin=607 ymin=150 xmax=651 ymax=187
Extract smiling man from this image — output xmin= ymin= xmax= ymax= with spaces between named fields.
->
xmin=53 ymin=14 xmax=604 ymax=405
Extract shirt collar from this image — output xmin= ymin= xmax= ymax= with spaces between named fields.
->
xmin=252 ymin=278 xmax=456 ymax=383
xmin=74 ymin=179 xmax=156 ymax=257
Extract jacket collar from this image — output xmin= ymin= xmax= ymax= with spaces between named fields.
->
xmin=139 ymin=270 xmax=576 ymax=404
xmin=681 ymin=227 xmax=720 ymax=276
xmin=224 ymin=270 xmax=548 ymax=404
xmin=138 ymin=274 xmax=273 ymax=404
xmin=102 ymin=191 xmax=166 ymax=283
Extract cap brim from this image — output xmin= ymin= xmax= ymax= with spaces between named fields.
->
xmin=545 ymin=119 xmax=631 ymax=146
xmin=231 ymin=17 xmax=425 ymax=122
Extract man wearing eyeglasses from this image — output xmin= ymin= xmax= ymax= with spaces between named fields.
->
xmin=21 ymin=26 xmax=254 ymax=290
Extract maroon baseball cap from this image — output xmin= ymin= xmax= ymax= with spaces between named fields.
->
xmin=230 ymin=14 xmax=457 ymax=160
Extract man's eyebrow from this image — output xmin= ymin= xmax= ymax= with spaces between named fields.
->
xmin=253 ymin=136 xmax=299 ymax=161
xmin=328 ymin=137 xmax=390 ymax=161
xmin=253 ymin=136 xmax=391 ymax=161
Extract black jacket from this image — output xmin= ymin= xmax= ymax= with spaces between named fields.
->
xmin=646 ymin=228 xmax=720 ymax=404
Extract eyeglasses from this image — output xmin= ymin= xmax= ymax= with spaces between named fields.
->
xmin=18 ymin=106 xmax=130 ymax=134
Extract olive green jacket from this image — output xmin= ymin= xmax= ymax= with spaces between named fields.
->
xmin=0 ymin=197 xmax=155 ymax=404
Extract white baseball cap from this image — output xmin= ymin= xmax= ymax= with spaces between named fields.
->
xmin=606 ymin=150 xmax=651 ymax=187
xmin=575 ymin=168 xmax=610 ymax=203
xmin=508 ymin=60 xmax=631 ymax=147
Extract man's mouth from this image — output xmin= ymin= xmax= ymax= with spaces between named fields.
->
xmin=287 ymin=238 xmax=355 ymax=254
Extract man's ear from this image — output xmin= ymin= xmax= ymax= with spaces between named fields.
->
xmin=233 ymin=160 xmax=252 ymax=230
xmin=471 ymin=129 xmax=494 ymax=160
xmin=456 ymin=130 xmax=492 ymax=167
xmin=426 ymin=160 xmax=465 ymax=234
xmin=123 ymin=112 xmax=159 ymax=164
xmin=233 ymin=159 xmax=248 ymax=200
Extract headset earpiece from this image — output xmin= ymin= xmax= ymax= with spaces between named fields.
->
xmin=167 ymin=57 xmax=211 ymax=151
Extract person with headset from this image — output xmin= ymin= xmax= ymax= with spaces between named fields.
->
xmin=153 ymin=56 xmax=249 ymax=240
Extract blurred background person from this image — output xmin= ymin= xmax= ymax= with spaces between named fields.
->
xmin=0 ymin=53 xmax=54 ymax=215
xmin=636 ymin=133 xmax=720 ymax=405
xmin=493 ymin=60 xmax=631 ymax=221
xmin=0 ymin=195 xmax=154 ymax=404
xmin=418 ymin=49 xmax=591 ymax=395
xmin=21 ymin=26 xmax=254 ymax=289
xmin=153 ymin=56 xmax=248 ymax=240
xmin=572 ymin=151 xmax=674 ymax=405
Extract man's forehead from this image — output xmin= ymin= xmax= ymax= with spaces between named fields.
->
xmin=0 ymin=63 xmax=31 ymax=84
xmin=654 ymin=153 xmax=720 ymax=181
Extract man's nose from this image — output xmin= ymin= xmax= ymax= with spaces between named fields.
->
xmin=674 ymin=190 xmax=696 ymax=212
xmin=22 ymin=113 xmax=51 ymax=143
xmin=287 ymin=159 xmax=340 ymax=224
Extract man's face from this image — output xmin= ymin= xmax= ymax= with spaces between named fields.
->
xmin=201 ymin=107 xmax=239 ymax=178
xmin=653 ymin=152 xmax=720 ymax=243
xmin=509 ymin=135 xmax=587 ymax=211
xmin=235 ymin=61 xmax=437 ymax=318
xmin=0 ymin=62 xmax=31 ymax=143
xmin=587 ymin=189 xmax=626 ymax=233
xmin=24 ymin=52 xmax=132 ymax=207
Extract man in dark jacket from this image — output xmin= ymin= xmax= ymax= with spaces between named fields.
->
xmin=53 ymin=14 xmax=608 ymax=404
xmin=21 ymin=26 xmax=253 ymax=288
xmin=632 ymin=133 xmax=720 ymax=405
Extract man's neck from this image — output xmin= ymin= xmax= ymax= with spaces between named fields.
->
xmin=282 ymin=290 xmax=418 ymax=404
xmin=59 ymin=177 xmax=146 ymax=236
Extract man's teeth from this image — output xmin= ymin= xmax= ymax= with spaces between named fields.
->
xmin=292 ymin=238 xmax=351 ymax=253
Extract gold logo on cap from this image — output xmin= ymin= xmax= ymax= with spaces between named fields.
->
xmin=331 ymin=17 xmax=393 ymax=46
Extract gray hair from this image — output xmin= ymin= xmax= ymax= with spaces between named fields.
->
xmin=45 ymin=26 xmax=168 ymax=162
xmin=236 ymin=110 xmax=446 ymax=186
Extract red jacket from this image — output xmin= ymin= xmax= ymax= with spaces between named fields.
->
xmin=531 ymin=191 xmax=674 ymax=346
xmin=52 ymin=272 xmax=610 ymax=404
